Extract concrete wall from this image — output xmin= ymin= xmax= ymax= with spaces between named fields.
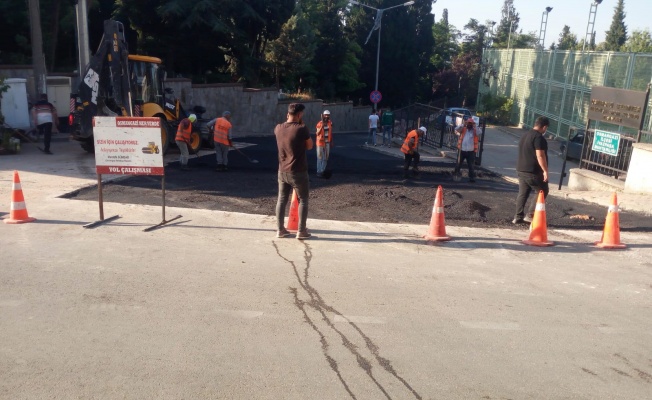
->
xmin=568 ymin=168 xmax=625 ymax=192
xmin=164 ymin=78 xmax=368 ymax=137
xmin=625 ymin=143 xmax=652 ymax=193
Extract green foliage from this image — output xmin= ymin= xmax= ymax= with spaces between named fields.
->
xmin=493 ymin=0 xmax=520 ymax=49
xmin=623 ymin=29 xmax=652 ymax=53
xmin=266 ymin=7 xmax=317 ymax=91
xmin=556 ymin=25 xmax=578 ymax=51
xmin=431 ymin=9 xmax=459 ymax=71
xmin=604 ymin=0 xmax=628 ymax=51
xmin=478 ymin=93 xmax=513 ymax=124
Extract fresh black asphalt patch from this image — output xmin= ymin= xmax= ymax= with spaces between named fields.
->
xmin=65 ymin=134 xmax=652 ymax=231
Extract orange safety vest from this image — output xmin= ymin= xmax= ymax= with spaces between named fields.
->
xmin=401 ymin=130 xmax=419 ymax=154
xmin=175 ymin=120 xmax=192 ymax=142
xmin=213 ymin=117 xmax=232 ymax=145
xmin=316 ymin=120 xmax=333 ymax=146
xmin=457 ymin=127 xmax=479 ymax=152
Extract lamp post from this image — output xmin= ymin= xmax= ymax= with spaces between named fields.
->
xmin=349 ymin=0 xmax=416 ymax=111
xmin=537 ymin=7 xmax=553 ymax=50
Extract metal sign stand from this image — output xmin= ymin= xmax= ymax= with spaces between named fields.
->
xmin=143 ymin=174 xmax=182 ymax=232
xmin=83 ymin=173 xmax=120 ymax=228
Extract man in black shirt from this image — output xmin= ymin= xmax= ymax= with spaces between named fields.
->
xmin=513 ymin=116 xmax=550 ymax=224
xmin=275 ymin=103 xmax=314 ymax=239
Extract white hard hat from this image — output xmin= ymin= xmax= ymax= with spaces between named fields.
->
xmin=323 ymin=110 xmax=331 ymax=115
xmin=188 ymin=114 xmax=197 ymax=122
xmin=418 ymin=126 xmax=427 ymax=133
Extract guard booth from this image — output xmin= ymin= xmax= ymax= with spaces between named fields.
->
xmin=564 ymin=85 xmax=652 ymax=192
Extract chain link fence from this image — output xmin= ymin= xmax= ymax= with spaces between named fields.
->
xmin=478 ymin=49 xmax=652 ymax=141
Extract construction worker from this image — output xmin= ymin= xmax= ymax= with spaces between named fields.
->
xmin=175 ymin=114 xmax=196 ymax=170
xmin=401 ymin=126 xmax=426 ymax=178
xmin=210 ymin=111 xmax=233 ymax=171
xmin=315 ymin=110 xmax=333 ymax=177
xmin=32 ymin=93 xmax=58 ymax=154
xmin=454 ymin=117 xmax=479 ymax=182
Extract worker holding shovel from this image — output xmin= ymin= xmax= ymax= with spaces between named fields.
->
xmin=453 ymin=117 xmax=479 ymax=183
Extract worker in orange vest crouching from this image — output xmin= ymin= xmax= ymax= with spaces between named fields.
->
xmin=401 ymin=126 xmax=426 ymax=179
xmin=208 ymin=111 xmax=233 ymax=172
xmin=175 ymin=113 xmax=196 ymax=171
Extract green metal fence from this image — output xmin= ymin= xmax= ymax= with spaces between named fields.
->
xmin=478 ymin=49 xmax=652 ymax=140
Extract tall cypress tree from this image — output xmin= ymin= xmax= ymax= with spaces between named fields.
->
xmin=604 ymin=0 xmax=628 ymax=51
xmin=493 ymin=0 xmax=519 ymax=49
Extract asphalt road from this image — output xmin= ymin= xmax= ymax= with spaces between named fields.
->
xmin=68 ymin=133 xmax=652 ymax=231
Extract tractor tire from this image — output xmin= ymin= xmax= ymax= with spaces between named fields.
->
xmin=188 ymin=132 xmax=202 ymax=154
xmin=80 ymin=137 xmax=94 ymax=153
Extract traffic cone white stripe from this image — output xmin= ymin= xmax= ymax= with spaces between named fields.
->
xmin=435 ymin=207 xmax=444 ymax=213
xmin=535 ymin=203 xmax=545 ymax=211
xmin=12 ymin=182 xmax=22 ymax=190
xmin=10 ymin=201 xmax=26 ymax=211
xmin=608 ymin=205 xmax=619 ymax=213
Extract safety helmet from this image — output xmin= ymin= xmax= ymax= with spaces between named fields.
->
xmin=418 ymin=126 xmax=427 ymax=133
xmin=223 ymin=111 xmax=231 ymax=117
xmin=323 ymin=110 xmax=331 ymax=115
xmin=466 ymin=117 xmax=475 ymax=124
xmin=188 ymin=114 xmax=197 ymax=122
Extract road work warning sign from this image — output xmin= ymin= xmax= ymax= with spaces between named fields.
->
xmin=93 ymin=117 xmax=164 ymax=175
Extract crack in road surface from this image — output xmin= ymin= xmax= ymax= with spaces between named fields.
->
xmin=273 ymin=241 xmax=422 ymax=400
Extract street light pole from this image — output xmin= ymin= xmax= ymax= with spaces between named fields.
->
xmin=349 ymin=0 xmax=416 ymax=111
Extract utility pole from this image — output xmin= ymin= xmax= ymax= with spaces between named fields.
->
xmin=27 ymin=0 xmax=47 ymax=99
xmin=74 ymin=0 xmax=91 ymax=79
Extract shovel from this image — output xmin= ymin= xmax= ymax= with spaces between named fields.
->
xmin=452 ymin=148 xmax=462 ymax=182
xmin=232 ymin=145 xmax=259 ymax=164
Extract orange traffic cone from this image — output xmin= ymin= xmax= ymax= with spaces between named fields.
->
xmin=595 ymin=192 xmax=626 ymax=249
xmin=522 ymin=190 xmax=553 ymax=247
xmin=4 ymin=170 xmax=36 ymax=224
xmin=424 ymin=185 xmax=451 ymax=242
xmin=286 ymin=190 xmax=299 ymax=232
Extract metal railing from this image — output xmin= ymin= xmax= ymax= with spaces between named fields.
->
xmin=578 ymin=130 xmax=637 ymax=178
xmin=391 ymin=103 xmax=487 ymax=165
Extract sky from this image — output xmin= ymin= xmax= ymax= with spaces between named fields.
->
xmin=435 ymin=0 xmax=651 ymax=48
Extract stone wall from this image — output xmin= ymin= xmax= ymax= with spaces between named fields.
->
xmin=165 ymin=78 xmax=368 ymax=137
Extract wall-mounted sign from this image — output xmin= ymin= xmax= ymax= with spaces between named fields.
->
xmin=591 ymin=130 xmax=621 ymax=156
xmin=588 ymin=86 xmax=647 ymax=130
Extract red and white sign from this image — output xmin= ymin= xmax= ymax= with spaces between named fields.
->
xmin=93 ymin=117 xmax=164 ymax=175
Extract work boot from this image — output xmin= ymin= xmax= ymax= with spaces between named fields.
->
xmin=296 ymin=229 xmax=311 ymax=240
xmin=276 ymin=228 xmax=291 ymax=238
xmin=216 ymin=164 xmax=225 ymax=172
xmin=523 ymin=215 xmax=533 ymax=223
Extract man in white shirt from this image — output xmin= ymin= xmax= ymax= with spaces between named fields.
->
xmin=367 ymin=110 xmax=379 ymax=146
xmin=454 ymin=117 xmax=479 ymax=182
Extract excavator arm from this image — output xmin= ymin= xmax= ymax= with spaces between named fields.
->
xmin=77 ymin=20 xmax=133 ymax=140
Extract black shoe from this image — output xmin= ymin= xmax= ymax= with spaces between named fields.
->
xmin=44 ymin=150 xmax=53 ymax=155
xmin=512 ymin=218 xmax=525 ymax=224
xmin=181 ymin=165 xmax=190 ymax=171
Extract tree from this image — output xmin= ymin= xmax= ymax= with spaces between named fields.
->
xmin=556 ymin=25 xmax=578 ymax=50
xmin=431 ymin=9 xmax=459 ymax=71
xmin=461 ymin=18 xmax=489 ymax=60
xmin=604 ymin=0 xmax=628 ymax=51
xmin=493 ymin=0 xmax=519 ymax=48
xmin=266 ymin=6 xmax=317 ymax=91
xmin=622 ymin=29 xmax=652 ymax=53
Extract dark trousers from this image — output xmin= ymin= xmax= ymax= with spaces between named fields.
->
xmin=455 ymin=150 xmax=475 ymax=179
xmin=38 ymin=122 xmax=53 ymax=151
xmin=276 ymin=171 xmax=309 ymax=231
xmin=404 ymin=152 xmax=420 ymax=172
xmin=514 ymin=172 xmax=549 ymax=219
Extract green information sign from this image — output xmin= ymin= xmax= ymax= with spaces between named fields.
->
xmin=592 ymin=130 xmax=621 ymax=156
